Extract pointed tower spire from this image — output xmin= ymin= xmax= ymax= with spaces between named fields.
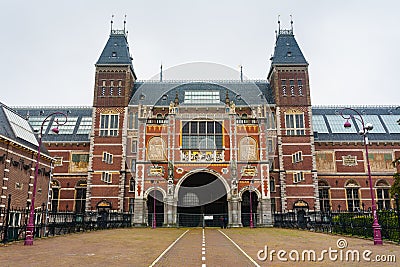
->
xmin=111 ymin=15 xmax=114 ymax=33
xmin=124 ymin=14 xmax=127 ymax=33
xmin=160 ymin=63 xmax=163 ymax=82
xmin=290 ymin=15 xmax=293 ymax=33
xmin=278 ymin=15 xmax=281 ymax=33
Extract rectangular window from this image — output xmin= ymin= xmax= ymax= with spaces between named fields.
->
xmin=319 ymin=188 xmax=330 ymax=212
xmin=132 ymin=140 xmax=137 ymax=153
xmin=100 ymin=114 xmax=119 ymax=136
xmin=269 ymin=178 xmax=276 ymax=192
xmin=102 ymin=152 xmax=113 ymax=164
xmin=182 ymin=121 xmax=223 ymax=149
xmin=285 ymin=113 xmax=305 ymax=135
xmin=293 ymin=172 xmax=304 ymax=183
xmin=131 ymin=159 xmax=136 ymax=173
xmin=346 ymin=188 xmax=360 ymax=211
xmin=281 ymin=79 xmax=287 ymax=96
xmin=110 ymin=87 xmax=114 ymax=95
xmin=101 ymin=172 xmax=112 ymax=183
xmin=271 ymin=112 xmax=276 ymax=129
xmin=184 ymin=91 xmax=220 ymax=104
xmin=271 ymin=198 xmax=276 ymax=213
xmin=292 ymin=151 xmax=303 ymax=163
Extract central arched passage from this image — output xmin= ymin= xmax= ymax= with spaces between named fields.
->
xmin=177 ymin=171 xmax=228 ymax=227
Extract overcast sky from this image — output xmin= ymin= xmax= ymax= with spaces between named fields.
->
xmin=1 ymin=0 xmax=399 ymax=107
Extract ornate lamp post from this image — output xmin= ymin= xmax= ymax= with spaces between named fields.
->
xmin=340 ymin=108 xmax=382 ymax=245
xmin=24 ymin=112 xmax=67 ymax=246
xmin=152 ymin=180 xmax=157 ymax=229
xmin=249 ymin=181 xmax=254 ymax=228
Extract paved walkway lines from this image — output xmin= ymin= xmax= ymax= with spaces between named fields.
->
xmin=202 ymin=228 xmax=206 ymax=267
xmin=218 ymin=230 xmax=260 ymax=267
xmin=149 ymin=229 xmax=189 ymax=267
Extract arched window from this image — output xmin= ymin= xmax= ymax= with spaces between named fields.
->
xmin=318 ymin=180 xmax=330 ymax=212
xmin=345 ymin=180 xmax=360 ymax=211
xmin=376 ymin=180 xmax=391 ymax=210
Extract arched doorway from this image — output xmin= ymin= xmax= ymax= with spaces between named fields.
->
xmin=177 ymin=171 xmax=228 ymax=227
xmin=146 ymin=190 xmax=164 ymax=227
xmin=241 ymin=190 xmax=259 ymax=227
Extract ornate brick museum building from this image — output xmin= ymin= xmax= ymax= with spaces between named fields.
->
xmin=8 ymin=24 xmax=400 ymax=227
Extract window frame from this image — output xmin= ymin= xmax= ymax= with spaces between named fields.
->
xmin=100 ymin=113 xmax=119 ymax=136
xmin=285 ymin=113 xmax=305 ymax=136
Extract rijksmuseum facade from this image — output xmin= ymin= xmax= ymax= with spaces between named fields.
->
xmin=5 ymin=25 xmax=399 ymax=227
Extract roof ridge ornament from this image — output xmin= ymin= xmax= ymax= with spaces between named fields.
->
xmin=110 ymin=14 xmax=114 ymax=33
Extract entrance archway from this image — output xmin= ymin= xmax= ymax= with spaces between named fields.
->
xmin=177 ymin=171 xmax=228 ymax=227
xmin=146 ymin=190 xmax=164 ymax=227
xmin=241 ymin=190 xmax=259 ymax=227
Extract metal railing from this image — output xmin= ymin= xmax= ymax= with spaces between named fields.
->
xmin=1 ymin=208 xmax=133 ymax=244
xmin=273 ymin=209 xmax=400 ymax=243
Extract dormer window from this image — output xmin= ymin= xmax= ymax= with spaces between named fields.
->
xmin=287 ymin=51 xmax=292 ymax=57
xmin=112 ymin=52 xmax=117 ymax=57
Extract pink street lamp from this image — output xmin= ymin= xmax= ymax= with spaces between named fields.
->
xmin=340 ymin=108 xmax=382 ymax=245
xmin=24 ymin=112 xmax=67 ymax=246
xmin=152 ymin=180 xmax=157 ymax=229
xmin=249 ymin=181 xmax=254 ymax=228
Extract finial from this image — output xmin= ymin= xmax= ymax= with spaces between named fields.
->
xmin=290 ymin=15 xmax=293 ymax=32
xmin=124 ymin=14 xmax=127 ymax=33
xmin=174 ymin=91 xmax=179 ymax=106
xmin=225 ymin=90 xmax=230 ymax=105
xmin=111 ymin=14 xmax=114 ymax=33
xmin=278 ymin=15 xmax=281 ymax=33
xmin=240 ymin=65 xmax=243 ymax=82
xmin=160 ymin=63 xmax=163 ymax=82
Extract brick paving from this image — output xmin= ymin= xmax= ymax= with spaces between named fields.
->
xmin=1 ymin=228 xmax=399 ymax=267
xmin=153 ymin=228 xmax=254 ymax=267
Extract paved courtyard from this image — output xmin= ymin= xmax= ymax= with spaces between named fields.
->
xmin=0 ymin=228 xmax=398 ymax=266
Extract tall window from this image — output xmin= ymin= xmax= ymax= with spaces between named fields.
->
xmin=75 ymin=180 xmax=86 ymax=213
xmin=269 ymin=178 xmax=276 ymax=192
xmin=102 ymin=152 xmax=113 ymax=164
xmin=289 ymin=80 xmax=295 ymax=95
xmin=271 ymin=198 xmax=276 ymax=213
xmin=293 ymin=172 xmax=304 ymax=183
xmin=376 ymin=180 xmax=391 ymax=210
xmin=345 ymin=180 xmax=360 ymax=211
xmin=51 ymin=180 xmax=60 ymax=212
xmin=318 ymin=180 xmax=330 ymax=212
xmin=101 ymin=172 xmax=112 ymax=183
xmin=182 ymin=121 xmax=223 ymax=149
xmin=285 ymin=113 xmax=305 ymax=135
xmin=132 ymin=140 xmax=137 ymax=153
xmin=298 ymin=79 xmax=303 ymax=95
xmin=281 ymin=79 xmax=287 ymax=96
xmin=100 ymin=114 xmax=119 ymax=136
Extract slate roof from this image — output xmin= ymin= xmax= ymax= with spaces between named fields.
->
xmin=0 ymin=102 xmax=49 ymax=154
xmin=129 ymin=80 xmax=275 ymax=107
xmin=312 ymin=106 xmax=400 ymax=142
xmin=11 ymin=104 xmax=400 ymax=144
xmin=96 ymin=30 xmax=134 ymax=71
xmin=13 ymin=107 xmax=92 ymax=143
xmin=271 ymin=30 xmax=308 ymax=66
